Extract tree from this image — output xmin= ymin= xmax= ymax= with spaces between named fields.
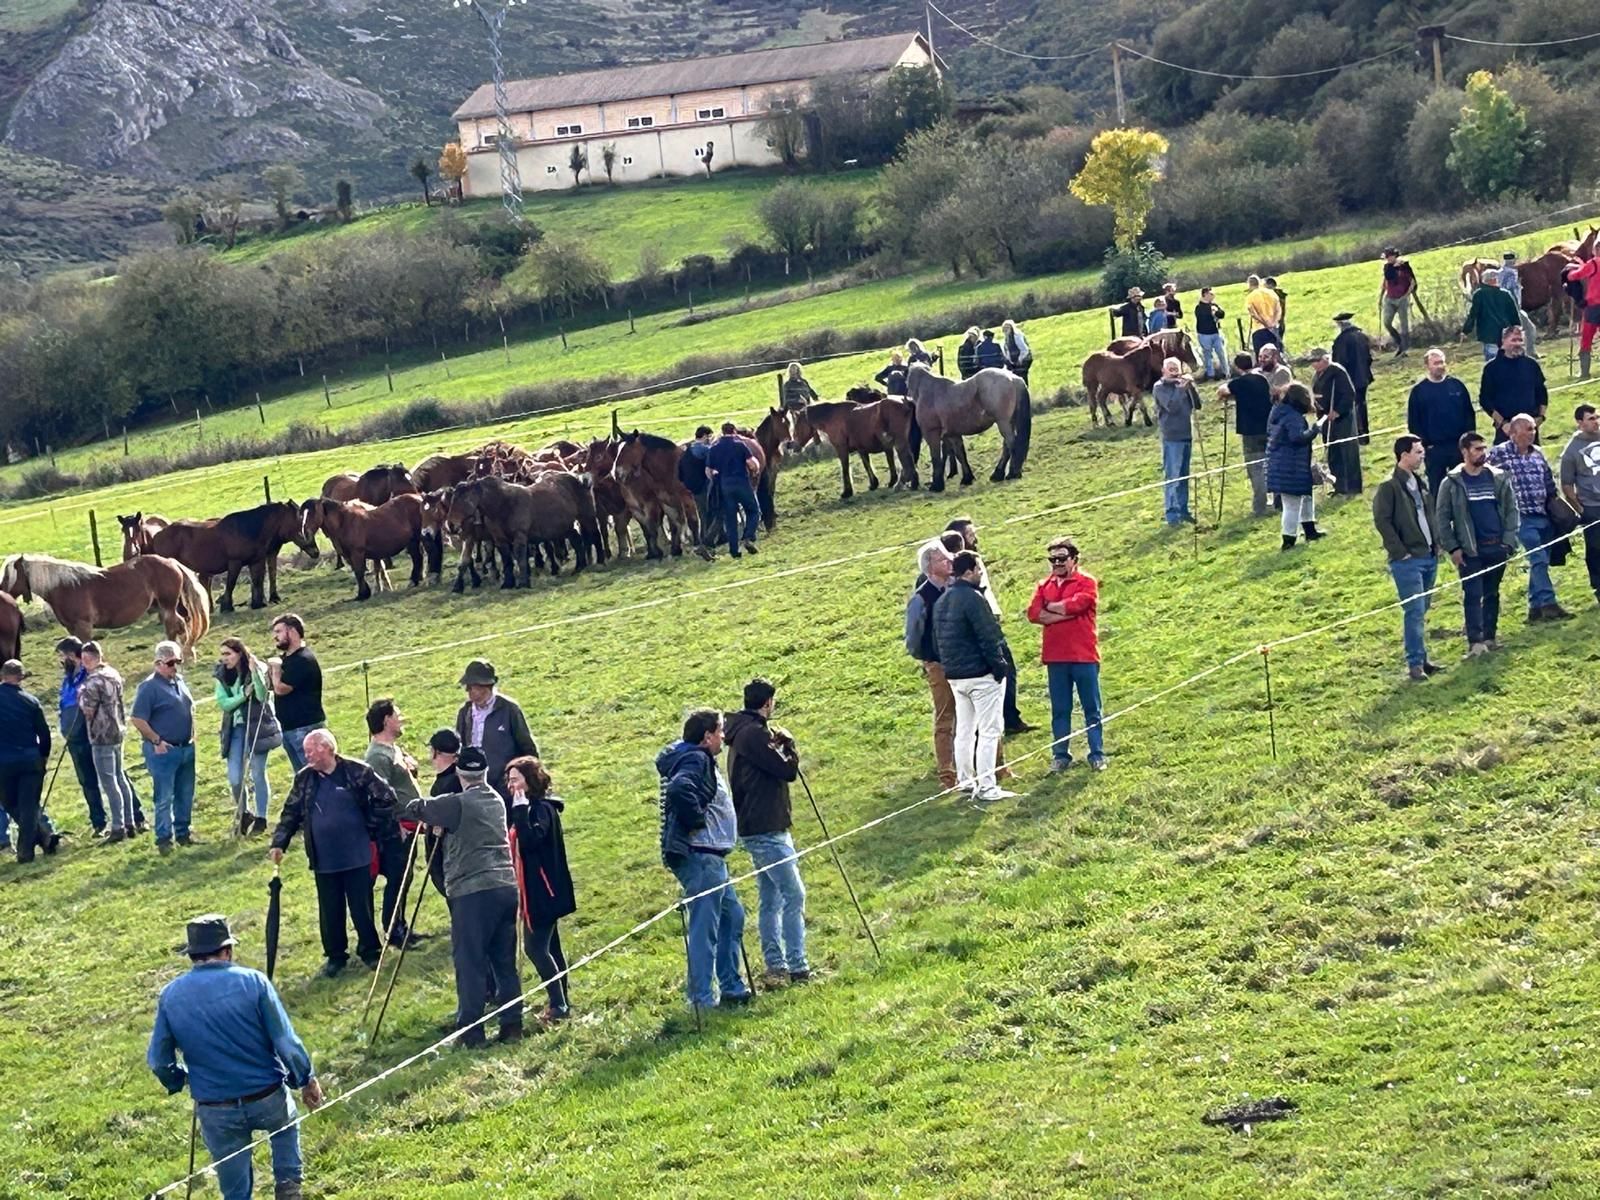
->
xmin=161 ymin=193 xmax=204 ymax=245
xmin=262 ymin=163 xmax=304 ymax=231
xmin=1068 ymin=128 xmax=1169 ymax=251
xmin=568 ymin=144 xmax=588 ymax=189
xmin=1447 ymin=72 xmax=1536 ymax=202
xmin=756 ymin=180 xmax=818 ymax=271
xmin=600 ymin=142 xmax=618 ymax=185
xmin=758 ymin=95 xmax=807 ymax=168
xmin=410 ymin=156 xmax=434 ymax=206
xmin=636 ymin=242 xmax=665 ymax=298
xmin=1499 ymin=61 xmax=1598 ymax=200
xmin=701 ymin=140 xmax=716 ymax=178
xmin=201 ymin=178 xmax=247 ymax=249
xmin=438 ymin=142 xmax=469 ymax=202
xmin=522 ymin=237 xmax=611 ymax=317
xmin=335 ymin=179 xmax=354 ymax=222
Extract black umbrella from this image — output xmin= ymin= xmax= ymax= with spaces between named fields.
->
xmin=265 ymin=866 xmax=282 ymax=982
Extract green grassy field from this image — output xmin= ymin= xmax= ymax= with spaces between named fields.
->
xmin=3 ymin=216 xmax=1600 ymax=1196
xmin=218 ymin=170 xmax=879 ymax=276
xmin=0 ymin=220 xmax=1406 ymax=492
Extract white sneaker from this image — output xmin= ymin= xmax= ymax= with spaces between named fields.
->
xmin=975 ymin=787 xmax=1021 ymax=802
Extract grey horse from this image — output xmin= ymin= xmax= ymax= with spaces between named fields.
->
xmin=904 ymin=365 xmax=1033 ymax=491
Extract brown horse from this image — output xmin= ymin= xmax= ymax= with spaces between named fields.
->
xmin=145 ymin=502 xmax=319 ymax=612
xmin=1459 ymin=257 xmax=1499 ymax=296
xmin=1520 ymin=250 xmax=1581 ymax=332
xmin=412 ymin=453 xmax=476 ymax=493
xmin=0 ymin=590 xmax=22 ymax=661
xmin=791 ymin=394 xmax=918 ymax=499
xmin=357 ymin=462 xmax=417 ymax=506
xmin=750 ymin=407 xmax=792 ymax=529
xmin=1085 ymin=332 xmax=1196 ymax=428
xmin=611 ymin=431 xmax=710 ymax=559
xmin=904 ymin=365 xmax=1032 ymax=492
xmin=115 ymin=512 xmax=170 ymax=560
xmin=301 ymin=495 xmax=436 ymax=601
xmin=446 ymin=474 xmax=602 ymax=590
xmin=580 ymin=439 xmax=638 ymax=560
xmin=1 ymin=554 xmax=209 ymax=656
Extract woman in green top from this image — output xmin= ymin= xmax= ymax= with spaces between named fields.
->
xmin=214 ymin=637 xmax=282 ymax=835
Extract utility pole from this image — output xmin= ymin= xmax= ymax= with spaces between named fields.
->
xmin=455 ymin=0 xmax=527 ymax=222
xmin=1418 ymin=25 xmax=1446 ymax=89
xmin=925 ymin=1 xmax=934 ymax=64
xmin=1111 ymin=43 xmax=1127 ymax=126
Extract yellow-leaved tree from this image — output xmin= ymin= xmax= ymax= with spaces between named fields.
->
xmin=438 ymin=142 xmax=468 ymax=202
xmin=1068 ymin=128 xmax=1169 ymax=251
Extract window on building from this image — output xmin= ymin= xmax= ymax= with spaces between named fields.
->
xmin=622 ymin=155 xmax=634 ymax=165
xmin=768 ymin=98 xmax=797 ymax=112
xmin=696 ymin=106 xmax=726 ymax=120
xmin=545 ymin=165 xmax=558 ymax=174
xmin=625 ymin=115 xmax=654 ymax=128
xmin=555 ymin=123 xmax=583 ymax=136
xmin=482 ymin=133 xmax=500 ymax=146
xmin=693 ymin=146 xmax=703 ymax=158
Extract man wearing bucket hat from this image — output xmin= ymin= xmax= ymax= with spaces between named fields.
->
xmin=453 ymin=660 xmax=538 ymax=805
xmin=1110 ymin=287 xmax=1147 ymax=338
xmin=0 ymin=658 xmax=61 ymax=863
xmin=147 ymin=913 xmax=322 ymax=1200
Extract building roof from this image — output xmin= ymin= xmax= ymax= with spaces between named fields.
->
xmin=453 ymin=31 xmax=927 ymax=120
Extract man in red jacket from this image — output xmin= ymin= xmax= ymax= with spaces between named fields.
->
xmin=1026 ymin=537 xmax=1105 ymax=772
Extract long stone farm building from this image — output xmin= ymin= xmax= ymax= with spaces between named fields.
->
xmin=452 ymin=31 xmax=934 ymax=195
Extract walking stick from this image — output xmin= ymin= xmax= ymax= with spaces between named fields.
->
xmin=368 ymin=837 xmax=438 ymax=1047
xmin=1190 ymin=387 xmax=1216 ymax=524
xmin=362 ymin=829 xmax=423 ymax=1030
xmin=233 ymin=678 xmax=269 ymax=840
xmin=1215 ymin=394 xmax=1231 ymax=523
xmin=796 ymin=768 xmax=879 ymax=959
xmin=678 ymin=902 xmax=701 ymax=1032
xmin=739 ymin=936 xmax=759 ymax=998
xmin=184 ymin=1103 xmax=198 ymax=1199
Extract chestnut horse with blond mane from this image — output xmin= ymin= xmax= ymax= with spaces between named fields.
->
xmin=0 ymin=553 xmax=210 ymax=656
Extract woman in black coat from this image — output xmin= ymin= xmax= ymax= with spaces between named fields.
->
xmin=506 ymin=755 xmax=575 ymax=1022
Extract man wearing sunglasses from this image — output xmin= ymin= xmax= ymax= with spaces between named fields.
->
xmin=1027 ymin=538 xmax=1105 ymax=772
xmin=131 ymin=640 xmax=198 ymax=856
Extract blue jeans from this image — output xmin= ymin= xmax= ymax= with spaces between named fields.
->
xmin=1388 ymin=555 xmax=1438 ymax=668
xmin=670 ymin=851 xmax=747 ymax=1007
xmin=281 ymin=724 xmax=322 ymax=776
xmin=1161 ymin=438 xmax=1193 ymax=524
xmin=1515 ymin=513 xmax=1557 ymax=610
xmin=719 ymin=480 xmax=761 ymax=554
xmin=226 ymin=728 xmax=271 ymax=819
xmin=1198 ymin=332 xmax=1228 ymax=377
xmin=143 ymin=741 xmax=196 ymax=843
xmin=1047 ymin=662 xmax=1104 ymax=763
xmin=194 ymin=1084 xmax=301 ymax=1200
xmin=740 ymin=831 xmax=808 ymax=974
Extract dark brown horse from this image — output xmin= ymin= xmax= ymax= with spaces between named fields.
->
xmin=145 ymin=502 xmax=319 ymax=612
xmin=1084 ymin=332 xmax=1197 ymax=427
xmin=357 ymin=462 xmax=417 ymax=506
xmin=412 ymin=453 xmax=476 ymax=493
xmin=791 ymin=394 xmax=918 ymax=499
xmin=115 ymin=512 xmax=170 ymax=560
xmin=611 ymin=431 xmax=709 ymax=560
xmin=445 ymin=474 xmax=602 ymax=590
xmin=904 ymin=365 xmax=1032 ymax=492
xmin=301 ymin=494 xmax=436 ymax=601
xmin=581 ymin=439 xmax=638 ymax=560
xmin=1520 ymin=249 xmax=1581 ymax=332
xmin=750 ymin=407 xmax=792 ymax=529
xmin=1 ymin=554 xmax=210 ymax=656
xmin=0 ymin=589 xmax=22 ymax=661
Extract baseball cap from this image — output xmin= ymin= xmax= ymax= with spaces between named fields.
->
xmin=458 ymin=746 xmax=489 ymax=772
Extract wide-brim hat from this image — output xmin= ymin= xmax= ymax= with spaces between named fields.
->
xmin=1331 ymin=312 xmax=1355 ymax=322
xmin=1308 ymin=346 xmax=1331 ymax=360
xmin=1127 ymin=287 xmax=1144 ymax=299
xmin=184 ymin=913 xmax=238 ymax=957
xmin=458 ymin=659 xmax=498 ymax=687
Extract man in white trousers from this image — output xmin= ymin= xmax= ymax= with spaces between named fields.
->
xmin=930 ymin=551 xmax=1018 ymax=802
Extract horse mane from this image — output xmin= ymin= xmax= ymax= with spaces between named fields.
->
xmin=623 ymin=430 xmax=678 ymax=452
xmin=3 ymin=553 xmax=104 ymax=590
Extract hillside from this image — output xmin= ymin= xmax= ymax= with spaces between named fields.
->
xmin=2 ymin=229 xmax=1599 ymax=1196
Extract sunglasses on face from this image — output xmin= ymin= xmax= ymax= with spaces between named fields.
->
xmin=1048 ymin=556 xmax=1071 ymax=564
xmin=159 ymin=659 xmax=180 ymax=667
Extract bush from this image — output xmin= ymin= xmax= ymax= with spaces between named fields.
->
xmin=1098 ymin=243 xmax=1172 ymax=305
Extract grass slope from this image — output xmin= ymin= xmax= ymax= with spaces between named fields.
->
xmin=218 ymin=170 xmax=879 ymax=276
xmin=3 ymin=233 xmax=1600 ymax=1197
xmin=0 ymin=219 xmax=1402 ymax=491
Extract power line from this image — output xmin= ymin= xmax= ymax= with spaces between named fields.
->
xmin=924 ymin=0 xmax=1105 ymax=63
xmin=1114 ymin=41 xmax=1409 ymax=81
xmin=1444 ymin=30 xmax=1600 ymax=48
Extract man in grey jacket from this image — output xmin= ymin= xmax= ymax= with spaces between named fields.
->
xmin=932 ymin=551 xmax=1018 ymax=803
xmin=1434 ymin=431 xmax=1521 ymax=658
xmin=401 ymin=746 xmax=523 ymax=1046
xmin=1154 ymin=357 xmax=1201 ymax=527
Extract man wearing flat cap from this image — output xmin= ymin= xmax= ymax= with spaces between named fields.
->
xmin=148 ymin=913 xmax=322 ymax=1200
xmin=453 ymin=659 xmax=538 ymax=805
xmin=0 ymin=658 xmax=60 ymax=863
xmin=1332 ymin=312 xmax=1375 ymax=446
xmin=400 ymin=745 xmax=523 ymax=1046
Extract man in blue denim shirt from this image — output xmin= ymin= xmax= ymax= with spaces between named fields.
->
xmin=725 ymin=679 xmax=808 ymax=986
xmin=130 ymin=640 xmax=198 ymax=855
xmin=148 ymin=913 xmax=323 ymax=1200
xmin=657 ymin=708 xmax=752 ymax=1011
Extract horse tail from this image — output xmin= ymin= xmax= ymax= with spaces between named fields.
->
xmin=908 ymin=408 xmax=924 ymax=466
xmin=1012 ymin=381 xmax=1033 ymax=472
xmin=173 ymin=561 xmax=211 ymax=652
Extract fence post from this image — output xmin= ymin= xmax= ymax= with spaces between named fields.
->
xmin=775 ymin=373 xmax=784 ymax=408
xmin=122 ymin=426 xmax=129 ymax=456
xmin=88 ymin=510 xmax=102 ymax=567
xmin=628 ymin=309 xmax=635 ymax=335
xmin=256 ymin=393 xmax=266 ymax=424
xmin=937 ymin=349 xmax=946 ymax=377
xmin=559 ymin=327 xmax=568 ymax=351
xmin=195 ymin=408 xmax=203 ymax=441
xmin=263 ymin=475 xmax=272 ymax=504
xmin=385 ymin=362 xmax=393 ymax=393
xmin=503 ymin=335 xmax=511 ymax=366
xmin=440 ymin=351 xmax=451 ymax=379
xmin=322 ymin=375 xmax=332 ymax=408
xmin=610 ymin=408 xmax=620 ymax=439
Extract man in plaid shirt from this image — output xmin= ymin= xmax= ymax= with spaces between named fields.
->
xmin=1488 ymin=414 xmax=1574 ymax=622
